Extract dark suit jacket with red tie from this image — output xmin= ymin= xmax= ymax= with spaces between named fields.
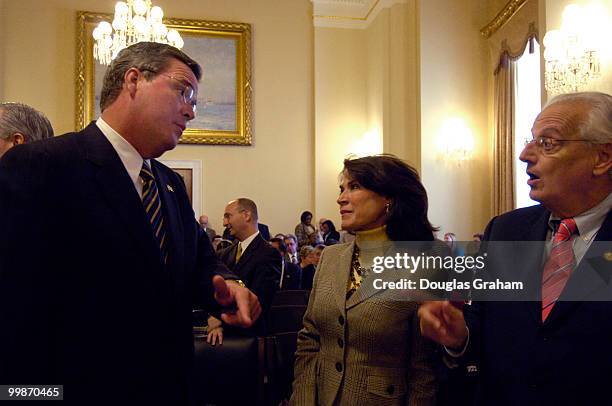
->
xmin=462 ymin=204 xmax=612 ymax=405
xmin=0 ymin=122 xmax=233 ymax=405
xmin=218 ymin=234 xmax=280 ymax=336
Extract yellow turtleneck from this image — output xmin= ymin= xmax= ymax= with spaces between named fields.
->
xmin=354 ymin=225 xmax=390 ymax=273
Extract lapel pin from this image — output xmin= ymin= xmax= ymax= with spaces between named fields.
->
xmin=166 ymin=185 xmax=174 ymax=192
xmin=604 ymin=252 xmax=612 ymax=262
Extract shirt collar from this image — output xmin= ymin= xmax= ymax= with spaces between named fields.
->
xmin=548 ymin=192 xmax=612 ymax=243
xmin=239 ymin=230 xmax=260 ymax=253
xmin=96 ymin=118 xmax=150 ymax=184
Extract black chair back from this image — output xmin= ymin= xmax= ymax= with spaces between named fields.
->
xmin=193 ymin=332 xmax=265 ymax=405
xmin=271 ymin=290 xmax=310 ymax=306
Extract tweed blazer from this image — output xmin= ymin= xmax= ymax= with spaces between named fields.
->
xmin=290 ymin=242 xmax=437 ymax=406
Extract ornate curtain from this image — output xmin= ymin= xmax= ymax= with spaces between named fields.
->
xmin=483 ymin=0 xmax=539 ymax=216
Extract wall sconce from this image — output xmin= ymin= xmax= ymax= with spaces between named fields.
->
xmin=436 ymin=118 xmax=475 ymax=163
xmin=543 ymin=3 xmax=604 ymax=94
xmin=350 ymin=129 xmax=382 ymax=158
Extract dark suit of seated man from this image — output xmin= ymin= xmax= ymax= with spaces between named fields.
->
xmin=207 ymin=198 xmax=281 ymax=344
xmin=270 ymin=237 xmax=303 ymax=290
xmin=0 ymin=42 xmax=261 ymax=405
xmin=419 ymin=91 xmax=612 ymax=405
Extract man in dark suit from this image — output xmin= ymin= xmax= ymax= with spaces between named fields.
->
xmin=207 ymin=198 xmax=281 ymax=342
xmin=419 ymin=92 xmax=612 ymax=405
xmin=284 ymin=233 xmax=300 ymax=265
xmin=0 ymin=42 xmax=260 ymax=405
xmin=198 ymin=214 xmax=217 ymax=242
xmin=258 ymin=222 xmax=271 ymax=241
xmin=270 ymin=237 xmax=303 ymax=290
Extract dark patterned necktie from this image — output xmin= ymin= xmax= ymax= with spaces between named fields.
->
xmin=140 ymin=161 xmax=168 ymax=263
xmin=541 ymin=218 xmax=577 ymax=321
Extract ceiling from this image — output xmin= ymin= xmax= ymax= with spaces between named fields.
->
xmin=311 ymin=0 xmax=406 ymax=29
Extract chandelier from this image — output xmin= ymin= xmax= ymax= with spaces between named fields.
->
xmin=93 ymin=0 xmax=184 ymax=65
xmin=543 ymin=4 xmax=602 ymax=95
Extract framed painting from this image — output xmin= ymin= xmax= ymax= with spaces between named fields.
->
xmin=75 ymin=11 xmax=252 ymax=145
xmin=158 ymin=159 xmax=202 ymax=215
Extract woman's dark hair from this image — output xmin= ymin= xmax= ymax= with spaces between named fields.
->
xmin=342 ymin=154 xmax=438 ymax=241
xmin=300 ymin=211 xmax=313 ymax=223
xmin=322 ymin=220 xmax=337 ymax=234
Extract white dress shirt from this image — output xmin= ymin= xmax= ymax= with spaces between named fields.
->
xmin=96 ymin=118 xmax=150 ymax=199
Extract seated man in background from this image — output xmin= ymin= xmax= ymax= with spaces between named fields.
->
xmin=208 ymin=198 xmax=281 ymax=344
xmin=270 ymin=237 xmax=302 ymax=290
xmin=284 ymin=233 xmax=300 ymax=265
xmin=0 ymin=102 xmax=54 ymax=159
xmin=199 ymin=214 xmax=217 ymax=241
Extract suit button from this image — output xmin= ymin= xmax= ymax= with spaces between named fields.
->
xmin=335 ymin=362 xmax=343 ymax=372
xmin=386 ymin=385 xmax=395 ymax=395
xmin=338 ymin=315 xmax=344 ymax=325
xmin=337 ymin=338 xmax=344 ymax=348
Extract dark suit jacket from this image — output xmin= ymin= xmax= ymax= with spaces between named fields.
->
xmin=280 ymin=260 xmax=302 ymax=290
xmin=258 ymin=223 xmax=271 ymax=241
xmin=300 ymin=264 xmax=316 ymax=290
xmin=218 ymin=233 xmax=280 ymax=335
xmin=0 ymin=123 xmax=232 ymax=405
xmin=463 ymin=204 xmax=612 ymax=405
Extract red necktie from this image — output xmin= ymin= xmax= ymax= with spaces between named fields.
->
xmin=541 ymin=218 xmax=577 ymax=321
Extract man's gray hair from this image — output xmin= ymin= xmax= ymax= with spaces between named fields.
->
xmin=100 ymin=42 xmax=202 ymax=112
xmin=0 ymin=102 xmax=54 ymax=142
xmin=546 ymin=92 xmax=612 ymax=144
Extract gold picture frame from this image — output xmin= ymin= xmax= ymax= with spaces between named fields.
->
xmin=75 ymin=11 xmax=252 ymax=145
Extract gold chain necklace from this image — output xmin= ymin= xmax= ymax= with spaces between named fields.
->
xmin=347 ymin=245 xmax=370 ymax=298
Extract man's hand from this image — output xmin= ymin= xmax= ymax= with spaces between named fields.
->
xmin=418 ymin=301 xmax=468 ymax=350
xmin=206 ymin=315 xmax=224 ymax=345
xmin=212 ymin=275 xmax=261 ymax=328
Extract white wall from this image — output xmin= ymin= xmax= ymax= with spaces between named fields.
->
xmin=314 ymin=27 xmax=368 ymax=225
xmin=314 ymin=2 xmax=421 ymax=228
xmin=420 ymin=0 xmax=491 ymax=239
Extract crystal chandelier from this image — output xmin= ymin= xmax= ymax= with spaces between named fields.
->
xmin=543 ymin=4 xmax=602 ymax=95
xmin=93 ymin=0 xmax=184 ymax=65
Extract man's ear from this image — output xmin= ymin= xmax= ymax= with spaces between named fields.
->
xmin=12 ymin=133 xmax=25 ymax=146
xmin=593 ymin=143 xmax=612 ymax=177
xmin=124 ymin=68 xmax=142 ymax=96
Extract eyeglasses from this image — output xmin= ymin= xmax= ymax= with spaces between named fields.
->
xmin=523 ymin=136 xmax=591 ymax=154
xmin=141 ymin=69 xmax=198 ymax=114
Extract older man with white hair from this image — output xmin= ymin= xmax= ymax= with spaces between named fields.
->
xmin=420 ymin=91 xmax=612 ymax=405
xmin=0 ymin=102 xmax=53 ymax=158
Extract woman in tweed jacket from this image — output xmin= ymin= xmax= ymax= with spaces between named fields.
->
xmin=290 ymin=155 xmax=439 ymax=405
